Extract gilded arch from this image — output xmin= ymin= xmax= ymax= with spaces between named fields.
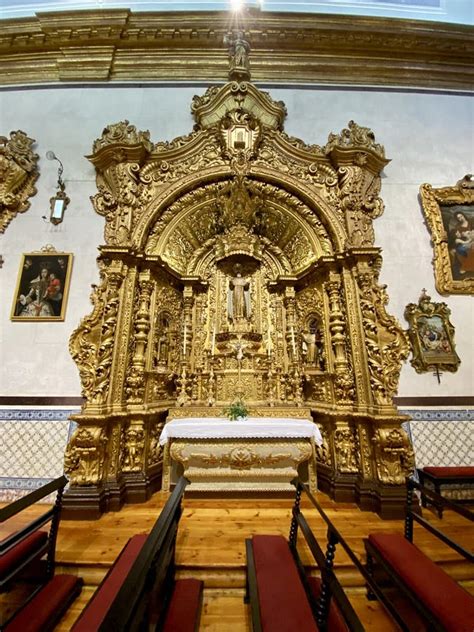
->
xmin=65 ymin=57 xmax=412 ymax=518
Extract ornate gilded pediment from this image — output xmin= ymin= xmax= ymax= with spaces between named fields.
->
xmin=0 ymin=131 xmax=39 ymax=233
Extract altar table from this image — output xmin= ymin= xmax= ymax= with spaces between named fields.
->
xmin=160 ymin=417 xmax=322 ymax=493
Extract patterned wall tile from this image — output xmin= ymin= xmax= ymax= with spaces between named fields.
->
xmin=0 ymin=409 xmax=79 ymax=502
xmin=400 ymin=409 xmax=474 ymax=469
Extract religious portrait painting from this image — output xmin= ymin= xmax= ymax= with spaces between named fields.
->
xmin=11 ymin=248 xmax=73 ymax=321
xmin=420 ymin=175 xmax=474 ymax=295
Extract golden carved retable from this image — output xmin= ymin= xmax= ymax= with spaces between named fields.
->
xmin=160 ymin=417 xmax=320 ymax=492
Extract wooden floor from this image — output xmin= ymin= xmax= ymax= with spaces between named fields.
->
xmin=2 ymin=491 xmax=473 ymax=631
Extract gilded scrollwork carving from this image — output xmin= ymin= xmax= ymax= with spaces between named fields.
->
xmin=64 ymin=426 xmax=107 ymax=486
xmin=89 ymin=121 xmax=153 ymax=245
xmin=373 ymin=427 xmax=414 ymax=485
xmin=0 ymin=130 xmax=39 ymax=233
xmin=324 ymin=121 xmax=389 ymax=249
xmin=357 ymin=260 xmax=408 ymax=405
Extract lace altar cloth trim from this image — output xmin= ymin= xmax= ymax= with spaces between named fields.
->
xmin=159 ymin=417 xmax=323 ymax=446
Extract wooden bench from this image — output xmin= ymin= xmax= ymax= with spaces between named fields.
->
xmin=364 ymin=478 xmax=474 ymax=632
xmin=71 ymin=476 xmax=203 ymax=632
xmin=246 ymin=477 xmax=367 ymax=632
xmin=417 ymin=466 xmax=474 ymax=516
xmin=0 ymin=476 xmax=83 ymax=632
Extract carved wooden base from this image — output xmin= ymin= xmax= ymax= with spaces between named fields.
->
xmin=61 ymin=485 xmax=109 ymax=521
xmin=316 ymin=465 xmax=406 ymax=519
xmin=62 ymin=464 xmax=163 ymax=519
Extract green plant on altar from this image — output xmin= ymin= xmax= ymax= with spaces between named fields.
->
xmin=223 ymin=399 xmax=249 ymax=421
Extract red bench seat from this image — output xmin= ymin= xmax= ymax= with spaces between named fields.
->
xmin=162 ymin=578 xmax=204 ymax=632
xmin=251 ymin=534 xmax=318 ymax=632
xmin=423 ymin=466 xmax=474 ymax=478
xmin=72 ymin=533 xmax=148 ymax=631
xmin=0 ymin=530 xmax=48 ymax=580
xmin=368 ymin=533 xmax=474 ymax=632
xmin=4 ymin=574 xmax=83 ymax=632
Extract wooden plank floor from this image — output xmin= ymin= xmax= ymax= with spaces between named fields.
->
xmin=2 ymin=492 xmax=473 ymax=631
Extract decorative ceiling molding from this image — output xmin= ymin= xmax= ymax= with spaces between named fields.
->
xmin=0 ymin=9 xmax=472 ymax=90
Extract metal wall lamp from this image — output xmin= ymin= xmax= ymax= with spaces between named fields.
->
xmin=43 ymin=151 xmax=70 ymax=225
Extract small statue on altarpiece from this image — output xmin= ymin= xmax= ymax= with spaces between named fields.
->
xmin=228 ymin=272 xmax=251 ymax=320
xmin=301 ymin=331 xmax=317 ymax=364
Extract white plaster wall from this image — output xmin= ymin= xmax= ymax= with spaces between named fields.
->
xmin=0 ymin=85 xmax=472 ymax=397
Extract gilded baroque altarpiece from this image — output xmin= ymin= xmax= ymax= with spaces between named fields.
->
xmin=64 ymin=45 xmax=412 ymax=518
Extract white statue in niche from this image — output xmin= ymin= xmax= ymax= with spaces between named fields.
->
xmin=227 ymin=272 xmax=251 ymax=320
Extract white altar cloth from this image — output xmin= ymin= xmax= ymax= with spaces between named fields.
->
xmin=159 ymin=417 xmax=322 ymax=446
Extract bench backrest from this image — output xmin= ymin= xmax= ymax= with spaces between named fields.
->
xmin=290 ymin=478 xmax=365 ymax=632
xmin=404 ymin=478 xmax=473 ymax=562
xmin=0 ymin=475 xmax=67 ymax=586
xmin=96 ymin=476 xmax=189 ymax=632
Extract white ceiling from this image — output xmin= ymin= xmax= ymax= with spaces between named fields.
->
xmin=0 ymin=0 xmax=472 ymax=25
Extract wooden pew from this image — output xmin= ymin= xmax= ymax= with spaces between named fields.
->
xmin=0 ymin=476 xmax=83 ymax=632
xmin=245 ymin=477 xmax=367 ymax=632
xmin=71 ymin=476 xmax=203 ymax=632
xmin=364 ymin=478 xmax=474 ymax=632
xmin=417 ymin=466 xmax=474 ymax=517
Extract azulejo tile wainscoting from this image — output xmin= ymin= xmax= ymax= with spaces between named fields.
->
xmin=0 ymin=408 xmax=78 ymax=502
xmin=0 ymin=406 xmax=472 ymax=503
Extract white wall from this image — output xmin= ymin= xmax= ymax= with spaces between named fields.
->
xmin=0 ymin=85 xmax=472 ymax=397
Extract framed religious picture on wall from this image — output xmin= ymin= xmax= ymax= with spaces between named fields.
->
xmin=404 ymin=289 xmax=460 ymax=378
xmin=10 ymin=246 xmax=73 ymax=321
xmin=420 ymin=174 xmax=474 ymax=295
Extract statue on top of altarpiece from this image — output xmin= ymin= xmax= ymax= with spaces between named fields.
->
xmin=225 ymin=31 xmax=251 ymax=81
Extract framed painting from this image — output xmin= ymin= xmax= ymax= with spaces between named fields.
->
xmin=420 ymin=174 xmax=474 ymax=295
xmin=11 ymin=247 xmax=73 ymax=321
xmin=404 ymin=289 xmax=460 ymax=376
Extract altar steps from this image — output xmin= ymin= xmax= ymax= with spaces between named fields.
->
xmin=2 ymin=494 xmax=473 ymax=630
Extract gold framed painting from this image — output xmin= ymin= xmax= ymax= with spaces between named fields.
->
xmin=404 ymin=290 xmax=460 ymax=375
xmin=11 ymin=247 xmax=73 ymax=321
xmin=420 ymin=174 xmax=474 ymax=295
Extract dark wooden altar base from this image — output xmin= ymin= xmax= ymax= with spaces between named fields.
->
xmin=317 ymin=465 xmax=406 ymax=519
xmin=62 ymin=464 xmax=163 ymax=520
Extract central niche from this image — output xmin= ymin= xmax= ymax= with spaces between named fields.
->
xmin=144 ymin=175 xmax=332 ymax=406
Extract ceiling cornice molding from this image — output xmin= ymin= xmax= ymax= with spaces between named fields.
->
xmin=0 ymin=9 xmax=472 ymax=90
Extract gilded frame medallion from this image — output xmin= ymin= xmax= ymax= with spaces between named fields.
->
xmin=420 ymin=174 xmax=474 ymax=295
xmin=404 ymin=290 xmax=460 ymax=375
xmin=11 ymin=246 xmax=73 ymax=321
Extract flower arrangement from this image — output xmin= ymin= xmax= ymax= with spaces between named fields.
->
xmin=224 ymin=399 xmax=249 ymax=421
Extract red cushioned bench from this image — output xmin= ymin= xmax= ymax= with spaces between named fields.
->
xmin=417 ymin=466 xmax=474 ymax=517
xmin=72 ymin=476 xmax=203 ymax=632
xmin=4 ymin=574 xmax=83 ymax=632
xmin=0 ymin=476 xmax=83 ymax=632
xmin=246 ymin=478 xmax=365 ymax=632
xmin=364 ymin=477 xmax=474 ymax=632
